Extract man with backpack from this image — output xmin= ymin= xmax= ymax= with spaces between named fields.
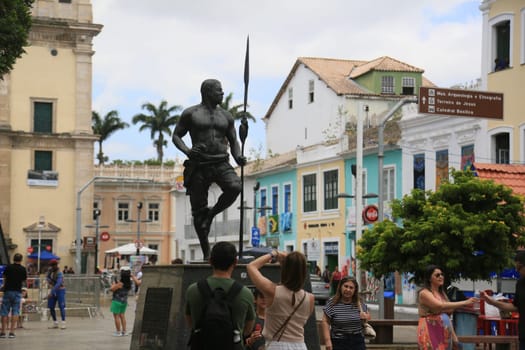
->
xmin=185 ymin=241 xmax=255 ymax=350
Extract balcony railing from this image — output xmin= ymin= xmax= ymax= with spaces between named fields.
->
xmin=94 ymin=164 xmax=183 ymax=183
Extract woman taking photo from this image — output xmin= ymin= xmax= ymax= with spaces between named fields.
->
xmin=247 ymin=250 xmax=315 ymax=350
xmin=321 ymin=277 xmax=370 ymax=350
xmin=110 ymin=266 xmax=140 ymax=337
xmin=417 ymin=265 xmax=478 ymax=349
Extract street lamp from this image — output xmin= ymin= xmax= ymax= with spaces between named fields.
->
xmin=37 ymin=216 xmax=45 ymax=279
xmin=85 ymin=209 xmax=108 ymax=273
xmin=126 ymin=202 xmax=152 ymax=255
xmin=376 ymin=96 xmax=417 ymax=318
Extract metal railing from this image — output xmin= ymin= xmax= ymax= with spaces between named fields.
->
xmin=25 ymin=275 xmax=104 ymax=319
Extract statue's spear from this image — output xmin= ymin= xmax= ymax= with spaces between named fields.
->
xmin=238 ymin=36 xmax=249 ymax=258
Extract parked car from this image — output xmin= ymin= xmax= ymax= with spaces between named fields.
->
xmin=310 ymin=274 xmax=330 ymax=305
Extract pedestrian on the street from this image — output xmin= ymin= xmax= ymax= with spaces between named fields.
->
xmin=330 ymin=266 xmax=342 ymax=296
xmin=185 ymin=241 xmax=255 ymax=349
xmin=247 ymin=249 xmax=315 ymax=350
xmin=110 ymin=266 xmax=139 ymax=336
xmin=46 ymin=259 xmax=67 ymax=329
xmin=0 ymin=253 xmax=27 ymax=339
xmin=322 ymin=265 xmax=331 ymax=283
xmin=417 ymin=264 xmax=477 ymax=349
xmin=480 ymin=251 xmax=525 ymax=349
xmin=321 ymin=276 xmax=370 ymax=350
xmin=245 ymin=289 xmax=266 ymax=350
xmin=17 ymin=288 xmax=30 ymax=329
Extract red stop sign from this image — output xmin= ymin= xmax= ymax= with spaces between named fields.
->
xmin=363 ymin=205 xmax=379 ymax=223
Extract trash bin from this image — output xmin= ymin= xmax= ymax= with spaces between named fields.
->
xmin=454 ymin=309 xmax=478 ymax=350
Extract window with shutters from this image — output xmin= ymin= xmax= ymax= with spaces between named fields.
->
xmin=33 ymin=101 xmax=53 ymax=133
xmin=303 ymin=174 xmax=317 ymax=212
xmin=34 ymin=150 xmax=53 ymax=171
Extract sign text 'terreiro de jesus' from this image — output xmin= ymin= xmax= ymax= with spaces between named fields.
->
xmin=419 ymin=87 xmax=504 ymax=120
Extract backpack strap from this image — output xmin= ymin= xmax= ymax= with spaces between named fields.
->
xmin=197 ymin=279 xmax=213 ymax=300
xmin=195 ymin=279 xmax=213 ymax=329
xmin=225 ymin=281 xmax=243 ymax=303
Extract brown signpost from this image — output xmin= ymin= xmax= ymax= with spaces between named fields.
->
xmin=419 ymin=87 xmax=503 ymax=119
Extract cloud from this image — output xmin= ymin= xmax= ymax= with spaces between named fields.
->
xmin=91 ymin=0 xmax=481 ymax=161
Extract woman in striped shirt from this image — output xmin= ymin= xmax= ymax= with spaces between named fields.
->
xmin=321 ymin=277 xmax=370 ymax=350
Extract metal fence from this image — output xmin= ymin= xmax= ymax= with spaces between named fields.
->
xmin=25 ymin=275 xmax=104 ymax=319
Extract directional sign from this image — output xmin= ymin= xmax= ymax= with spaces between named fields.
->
xmin=419 ymin=87 xmax=503 ymax=119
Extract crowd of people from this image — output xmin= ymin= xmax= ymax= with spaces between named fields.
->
xmin=4 ymin=246 xmax=525 ymax=350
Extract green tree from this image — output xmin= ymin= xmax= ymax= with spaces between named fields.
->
xmin=0 ymin=0 xmax=34 ymax=78
xmin=221 ymin=92 xmax=256 ymax=123
xmin=132 ymin=100 xmax=181 ymax=164
xmin=92 ymin=110 xmax=129 ymax=165
xmin=358 ymin=169 xmax=525 ymax=284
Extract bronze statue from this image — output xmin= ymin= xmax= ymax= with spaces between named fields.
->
xmin=172 ymin=79 xmax=246 ymax=259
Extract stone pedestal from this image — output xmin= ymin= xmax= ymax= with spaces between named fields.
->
xmin=130 ymin=263 xmax=320 ymax=350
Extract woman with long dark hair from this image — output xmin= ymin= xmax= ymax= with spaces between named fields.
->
xmin=110 ymin=266 xmax=139 ymax=337
xmin=321 ymin=276 xmax=370 ymax=350
xmin=247 ymin=250 xmax=315 ymax=350
xmin=417 ymin=264 xmax=477 ymax=349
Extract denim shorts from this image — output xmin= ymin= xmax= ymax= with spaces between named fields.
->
xmin=0 ymin=290 xmax=22 ymax=316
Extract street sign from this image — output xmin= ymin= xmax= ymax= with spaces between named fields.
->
xmin=362 ymin=205 xmax=379 ymax=224
xmin=100 ymin=231 xmax=111 ymax=241
xmin=251 ymin=227 xmax=260 ymax=247
xmin=419 ymin=87 xmax=503 ymax=119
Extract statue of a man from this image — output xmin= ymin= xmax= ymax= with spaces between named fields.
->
xmin=172 ymin=79 xmax=246 ymax=259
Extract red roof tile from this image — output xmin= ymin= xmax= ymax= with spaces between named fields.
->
xmin=473 ymin=162 xmax=525 ymax=196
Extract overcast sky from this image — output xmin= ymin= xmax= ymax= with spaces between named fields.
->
xmin=90 ymin=0 xmax=482 ymax=163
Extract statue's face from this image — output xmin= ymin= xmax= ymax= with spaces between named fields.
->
xmin=208 ymin=82 xmax=224 ymax=105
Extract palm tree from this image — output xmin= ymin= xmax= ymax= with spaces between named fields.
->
xmin=132 ymin=100 xmax=182 ymax=163
xmin=92 ymin=110 xmax=129 ymax=165
xmin=221 ymin=92 xmax=256 ymax=123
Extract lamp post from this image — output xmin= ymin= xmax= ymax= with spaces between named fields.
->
xmin=253 ymin=182 xmax=260 ymax=231
xmin=85 ymin=209 xmax=108 ymax=274
xmin=376 ymin=96 xmax=417 ymax=318
xmin=126 ymin=202 xmax=152 ymax=256
xmin=37 ymin=216 xmax=45 ymax=279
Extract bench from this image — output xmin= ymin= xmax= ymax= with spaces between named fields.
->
xmin=457 ymin=335 xmax=519 ymax=350
xmin=368 ymin=319 xmax=419 ymax=344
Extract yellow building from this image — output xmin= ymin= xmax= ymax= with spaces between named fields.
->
xmin=480 ymin=0 xmax=525 ymax=163
xmin=0 ymin=0 xmax=101 ymax=272
xmin=92 ymin=164 xmax=182 ymax=267
xmin=295 ymin=146 xmax=347 ymax=273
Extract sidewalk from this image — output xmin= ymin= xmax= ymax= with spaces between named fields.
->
xmin=1 ymin=298 xmax=419 ymax=350
xmin=1 ymin=297 xmax=135 ymax=350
